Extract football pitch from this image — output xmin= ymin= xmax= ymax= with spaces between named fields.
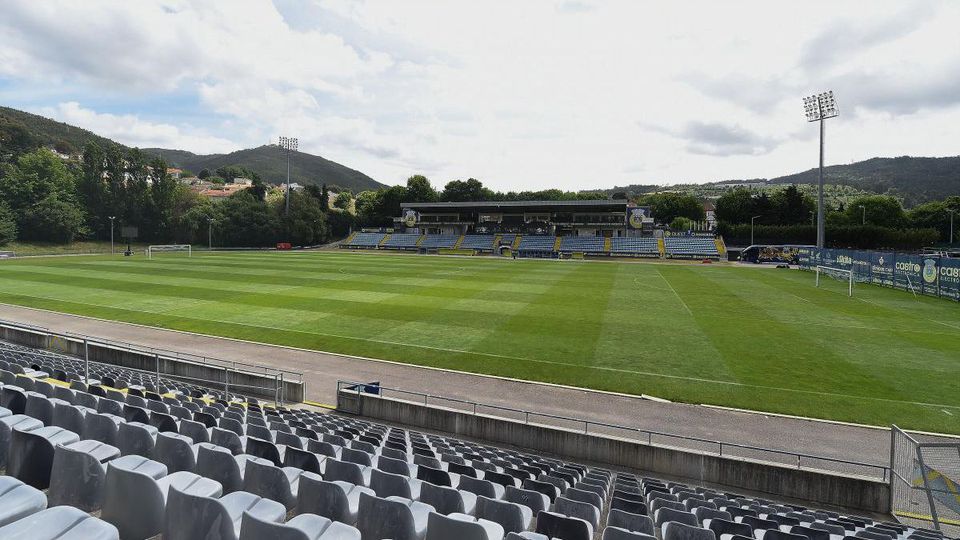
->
xmin=0 ymin=250 xmax=957 ymax=434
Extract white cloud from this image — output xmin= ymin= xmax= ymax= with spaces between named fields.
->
xmin=2 ymin=0 xmax=960 ymax=190
xmin=36 ymin=102 xmax=239 ymax=154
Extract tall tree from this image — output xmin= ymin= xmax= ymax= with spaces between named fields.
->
xmin=405 ymin=175 xmax=439 ymax=202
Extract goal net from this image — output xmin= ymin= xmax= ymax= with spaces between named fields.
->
xmin=147 ymin=244 xmax=192 ymax=259
xmin=815 ymin=265 xmax=853 ymax=297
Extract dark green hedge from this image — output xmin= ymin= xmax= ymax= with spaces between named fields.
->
xmin=717 ymin=223 xmax=939 ymax=250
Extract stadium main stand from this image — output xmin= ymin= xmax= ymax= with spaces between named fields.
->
xmin=0 ymin=340 xmax=948 ymax=539
xmin=664 ymin=236 xmax=720 ymax=259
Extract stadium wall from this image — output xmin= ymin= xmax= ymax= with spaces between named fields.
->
xmin=0 ymin=323 xmax=304 ymax=402
xmin=340 ymin=389 xmax=890 ymax=514
xmin=797 ymin=247 xmax=960 ymax=301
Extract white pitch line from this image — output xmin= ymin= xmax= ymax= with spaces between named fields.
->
xmin=656 ymin=269 xmax=693 ymax=316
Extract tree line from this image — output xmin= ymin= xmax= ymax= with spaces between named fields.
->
xmin=714 ymin=186 xmax=957 ymax=248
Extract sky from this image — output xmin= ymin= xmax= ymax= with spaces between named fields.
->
xmin=1 ymin=0 xmax=959 ymax=191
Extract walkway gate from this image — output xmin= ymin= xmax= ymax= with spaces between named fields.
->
xmin=890 ymin=426 xmax=960 ymax=536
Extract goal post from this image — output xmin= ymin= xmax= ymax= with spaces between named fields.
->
xmin=815 ymin=265 xmax=853 ymax=297
xmin=147 ymin=244 xmax=192 ymax=259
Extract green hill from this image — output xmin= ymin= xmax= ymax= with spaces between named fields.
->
xmin=768 ymin=156 xmax=960 ymax=206
xmin=0 ymin=105 xmax=119 ymax=154
xmin=142 ymin=146 xmax=386 ymax=192
xmin=0 ymin=105 xmax=385 ymax=192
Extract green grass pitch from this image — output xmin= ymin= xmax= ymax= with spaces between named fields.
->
xmin=0 ymin=250 xmax=957 ymax=434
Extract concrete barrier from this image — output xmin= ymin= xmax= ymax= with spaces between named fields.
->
xmin=0 ymin=323 xmax=304 ymax=402
xmin=340 ymin=389 xmax=890 ymax=514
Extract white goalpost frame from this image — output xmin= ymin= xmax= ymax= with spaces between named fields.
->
xmin=146 ymin=244 xmax=192 ymax=259
xmin=815 ymin=265 xmax=853 ymax=297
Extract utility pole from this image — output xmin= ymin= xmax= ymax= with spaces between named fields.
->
xmin=109 ymin=216 xmax=116 ymax=254
xmin=207 ymin=218 xmax=214 ymax=251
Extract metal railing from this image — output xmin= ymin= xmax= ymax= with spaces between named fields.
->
xmin=337 ymin=380 xmax=891 ymax=481
xmin=0 ymin=318 xmax=302 ymax=381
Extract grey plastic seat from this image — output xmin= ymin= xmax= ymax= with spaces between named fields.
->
xmin=0 ymin=505 xmax=119 ymax=539
xmin=663 ymin=522 xmax=717 ymax=540
xmin=341 ymin=446 xmax=374 ymax=466
xmin=48 ymin=439 xmax=120 ymax=511
xmin=82 ymin=411 xmax=122 ymax=445
xmin=0 ymin=476 xmax=48 ymax=528
xmin=426 ymin=511 xmax=505 ymax=540
xmin=461 ymin=475 xmax=506 ymax=499
xmin=1 ymin=385 xmax=28 ymax=414
xmin=693 ymin=507 xmax=732 ymax=527
xmin=325 ymin=457 xmax=372 ymax=486
xmin=154 ymin=431 xmax=198 ymax=472
xmin=378 ymin=454 xmax=413 ymax=476
xmin=164 ymin=485 xmax=286 ymax=540
xmin=96 ymin=396 xmax=124 ymax=417
xmin=656 ymin=508 xmax=699 ymax=529
xmin=101 ymin=454 xmax=222 ymax=540
xmin=298 ymin=475 xmax=374 ymax=525
xmin=8 ymin=425 xmax=80 ymax=489
xmin=51 ymin=402 xmax=87 ymax=434
xmin=536 ymin=510 xmax=593 ymax=540
xmin=357 ymin=492 xmax=433 ymax=540
xmin=23 ymin=392 xmax=58 ymax=424
xmin=505 ymin=485 xmax=550 ymax=514
xmin=477 ymin=495 xmax=533 ymax=534
xmin=555 ymin=496 xmax=600 ymax=531
xmin=0 ymin=414 xmax=43 ymax=467
xmin=245 ymin=435 xmax=284 ymax=466
xmin=242 ymin=456 xmax=310 ymax=510
xmin=608 ymin=509 xmax=656 ymax=536
xmin=371 ymin=466 xmax=421 ymax=499
xmin=285 ymin=445 xmax=326 ymax=474
xmin=603 ymin=527 xmax=657 ymax=540
xmin=240 ymin=512 xmax=362 ymax=540
xmin=179 ymin=418 xmax=210 ymax=443
xmin=118 ymin=421 xmax=158 ymax=457
xmin=419 ymin=480 xmax=477 ymax=515
xmin=212 ymin=426 xmax=246 ymax=454
xmin=195 ymin=443 xmax=256 ymax=493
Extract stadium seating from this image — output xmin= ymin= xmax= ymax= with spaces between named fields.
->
xmin=342 ymin=232 xmax=386 ymax=248
xmin=460 ymin=235 xmax=498 ymax=251
xmin=517 ymin=236 xmax=557 ymax=253
xmin=610 ymin=237 xmax=660 ymax=257
xmin=664 ymin=237 xmax=720 ymax=259
xmin=559 ymin=236 xmax=606 ymax=254
xmin=0 ymin=339 xmax=943 ymax=540
xmin=420 ymin=235 xmax=460 ymax=250
xmin=382 ymin=234 xmax=423 ymax=250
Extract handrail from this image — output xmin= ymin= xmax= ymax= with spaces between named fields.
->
xmin=0 ymin=318 xmax=303 ymax=382
xmin=337 ymin=380 xmax=892 ymax=482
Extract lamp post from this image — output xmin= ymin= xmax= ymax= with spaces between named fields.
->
xmin=207 ymin=218 xmax=214 ymax=251
xmin=803 ymin=91 xmax=839 ymax=248
xmin=950 ymin=209 xmax=956 ymax=245
xmin=751 ymin=215 xmax=762 ymax=246
xmin=278 ymin=136 xmax=298 ymax=216
xmin=109 ymin=216 xmax=116 ymax=254
xmin=859 ymin=205 xmax=866 ymax=225
xmin=809 ymin=211 xmax=815 ymax=227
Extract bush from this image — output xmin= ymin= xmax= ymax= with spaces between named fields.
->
xmin=670 ymin=216 xmax=694 ymax=231
xmin=716 ymin=222 xmax=939 ymax=250
xmin=18 ymin=195 xmax=86 ymax=243
xmin=0 ymin=203 xmax=16 ymax=246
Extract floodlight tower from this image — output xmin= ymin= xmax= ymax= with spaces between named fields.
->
xmin=803 ymin=91 xmax=839 ymax=248
xmin=278 ymin=136 xmax=298 ymax=215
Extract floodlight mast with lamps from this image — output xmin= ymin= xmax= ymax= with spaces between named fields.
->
xmin=278 ymin=136 xmax=298 ymax=215
xmin=803 ymin=91 xmax=838 ymax=248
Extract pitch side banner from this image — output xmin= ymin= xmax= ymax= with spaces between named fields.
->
xmin=799 ymin=248 xmax=959 ymax=301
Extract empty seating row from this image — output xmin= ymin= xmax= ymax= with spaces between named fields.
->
xmin=460 ymin=235 xmax=498 ymax=251
xmin=382 ymin=234 xmax=422 ymax=250
xmin=517 ymin=236 xmax=557 ymax=252
xmin=664 ymin=237 xmax=720 ymax=258
xmin=343 ymin=232 xmax=386 ymax=248
xmin=610 ymin=237 xmax=660 ymax=256
xmin=420 ymin=235 xmax=460 ymax=249
xmin=559 ymin=236 xmax=606 ymax=253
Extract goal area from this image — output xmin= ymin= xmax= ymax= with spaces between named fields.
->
xmin=147 ymin=244 xmax=192 ymax=259
xmin=814 ymin=265 xmax=853 ymax=297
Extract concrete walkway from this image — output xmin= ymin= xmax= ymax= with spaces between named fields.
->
xmin=0 ymin=303 xmax=916 ymax=478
